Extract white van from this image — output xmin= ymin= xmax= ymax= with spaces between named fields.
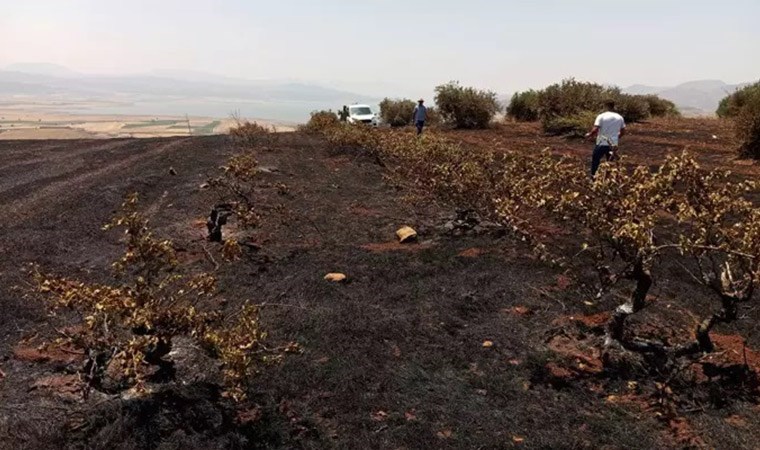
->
xmin=344 ymin=104 xmax=379 ymax=126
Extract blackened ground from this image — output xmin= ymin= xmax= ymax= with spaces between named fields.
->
xmin=0 ymin=121 xmax=758 ymax=449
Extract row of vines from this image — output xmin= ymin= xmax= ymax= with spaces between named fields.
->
xmin=317 ymin=121 xmax=760 ymax=368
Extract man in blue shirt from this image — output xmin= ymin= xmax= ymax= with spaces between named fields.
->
xmin=412 ymin=99 xmax=427 ymax=135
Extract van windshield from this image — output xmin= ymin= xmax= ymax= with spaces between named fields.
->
xmin=350 ymin=106 xmax=372 ymax=115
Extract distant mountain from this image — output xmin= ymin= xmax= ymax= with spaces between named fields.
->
xmin=148 ymin=69 xmax=300 ymax=87
xmin=0 ymin=64 xmax=379 ymax=121
xmin=0 ymin=69 xmax=374 ymax=103
xmin=625 ymin=84 xmax=668 ymax=96
xmin=624 ymin=80 xmax=753 ymax=116
xmin=5 ymin=62 xmax=81 ymax=78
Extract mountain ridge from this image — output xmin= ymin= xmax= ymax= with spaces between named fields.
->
xmin=624 ymin=79 xmax=753 ymax=116
xmin=0 ymin=64 xmax=379 ymax=121
xmin=3 ymin=64 xmax=756 ymax=120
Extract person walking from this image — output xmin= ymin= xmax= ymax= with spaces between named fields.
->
xmin=585 ymin=100 xmax=626 ymax=177
xmin=412 ymin=99 xmax=427 ymax=135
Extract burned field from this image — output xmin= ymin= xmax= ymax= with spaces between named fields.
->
xmin=1 ymin=119 xmax=759 ymax=449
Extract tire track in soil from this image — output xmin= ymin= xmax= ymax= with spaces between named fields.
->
xmin=0 ymin=140 xmax=68 ymax=159
xmin=0 ymin=137 xmax=221 ymax=359
xmin=0 ymin=139 xmax=145 ymax=171
xmin=1 ymin=138 xmax=193 ymax=225
xmin=0 ymin=140 xmax=131 ymax=184
xmin=0 ymin=140 xmax=145 ymax=195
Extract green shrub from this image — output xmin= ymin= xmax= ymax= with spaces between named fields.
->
xmin=538 ymin=78 xmax=609 ymax=120
xmin=642 ymin=95 xmax=680 ymax=118
xmin=434 ymin=81 xmax=501 ymax=129
xmin=717 ymin=82 xmax=760 ymax=118
xmin=537 ymin=78 xmax=666 ymax=131
xmin=424 ymin=106 xmax=441 ymax=126
xmin=715 ymin=82 xmax=760 ymax=158
xmin=301 ymin=110 xmax=340 ymax=134
xmin=614 ymin=95 xmax=651 ymax=123
xmin=734 ymin=87 xmax=760 ymax=159
xmin=542 ymin=111 xmax=598 ymax=137
xmin=506 ymin=90 xmax=540 ymax=122
xmin=379 ymin=98 xmax=416 ymax=127
xmin=717 ymin=95 xmax=741 ymax=118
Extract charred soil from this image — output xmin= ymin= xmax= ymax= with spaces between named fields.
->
xmin=1 ymin=119 xmax=759 ymax=449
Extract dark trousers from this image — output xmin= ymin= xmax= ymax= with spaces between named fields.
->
xmin=591 ymin=145 xmax=613 ymax=177
xmin=415 ymin=120 xmax=425 ymax=135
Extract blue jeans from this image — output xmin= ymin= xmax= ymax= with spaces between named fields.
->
xmin=591 ymin=145 xmax=612 ymax=177
xmin=415 ymin=120 xmax=425 ymax=135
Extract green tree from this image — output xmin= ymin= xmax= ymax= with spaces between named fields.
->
xmin=434 ymin=81 xmax=501 ymax=129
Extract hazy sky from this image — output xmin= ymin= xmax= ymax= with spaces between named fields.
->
xmin=1 ymin=0 xmax=758 ymax=96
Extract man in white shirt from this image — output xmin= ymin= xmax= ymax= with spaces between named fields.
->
xmin=585 ymin=100 xmax=626 ymax=177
